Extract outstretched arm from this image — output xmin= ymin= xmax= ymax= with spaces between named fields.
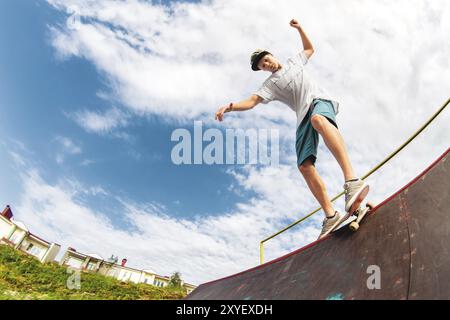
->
xmin=289 ymin=19 xmax=315 ymax=59
xmin=215 ymin=95 xmax=263 ymax=122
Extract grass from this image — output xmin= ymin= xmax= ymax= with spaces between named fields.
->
xmin=0 ymin=245 xmax=186 ymax=300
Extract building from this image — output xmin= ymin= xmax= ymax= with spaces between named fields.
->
xmin=100 ymin=263 xmax=197 ymax=294
xmin=99 ymin=261 xmax=157 ymax=285
xmin=59 ymin=247 xmax=196 ymax=293
xmin=152 ymin=274 xmax=170 ymax=288
xmin=0 ymin=206 xmax=61 ymax=263
xmin=59 ymin=247 xmax=104 ymax=272
xmin=183 ymin=282 xmax=197 ymax=295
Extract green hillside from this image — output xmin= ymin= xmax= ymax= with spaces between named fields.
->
xmin=0 ymin=245 xmax=186 ymax=300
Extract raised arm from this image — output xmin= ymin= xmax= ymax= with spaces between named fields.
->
xmin=289 ymin=19 xmax=315 ymax=59
xmin=215 ymin=95 xmax=263 ymax=122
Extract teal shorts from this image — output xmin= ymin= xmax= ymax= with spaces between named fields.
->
xmin=295 ymin=99 xmax=338 ymax=166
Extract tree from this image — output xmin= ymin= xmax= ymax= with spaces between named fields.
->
xmin=168 ymin=272 xmax=183 ymax=288
xmin=107 ymin=255 xmax=118 ymax=263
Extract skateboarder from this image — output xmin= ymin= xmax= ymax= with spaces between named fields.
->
xmin=215 ymin=19 xmax=369 ymax=239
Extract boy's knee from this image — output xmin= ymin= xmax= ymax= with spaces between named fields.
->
xmin=310 ymin=114 xmax=326 ymax=130
xmin=298 ymin=160 xmax=314 ymax=174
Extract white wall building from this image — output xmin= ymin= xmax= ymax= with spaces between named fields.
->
xmin=99 ymin=263 xmax=157 ymax=284
xmin=0 ymin=206 xmax=61 ymax=263
xmin=60 ymin=247 xmax=196 ymax=293
xmin=59 ymin=247 xmax=104 ymax=272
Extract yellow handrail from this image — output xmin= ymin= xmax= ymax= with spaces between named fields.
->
xmin=260 ymin=97 xmax=450 ymax=264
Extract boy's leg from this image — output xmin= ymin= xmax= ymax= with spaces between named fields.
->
xmin=310 ymin=112 xmax=369 ymax=213
xmin=295 ymin=104 xmax=350 ymax=238
xmin=299 ymin=158 xmax=348 ymax=239
xmin=298 ymin=158 xmax=336 ymax=218
xmin=310 ymin=114 xmax=356 ymax=182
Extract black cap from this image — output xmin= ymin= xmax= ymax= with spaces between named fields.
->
xmin=250 ymin=49 xmax=271 ymax=71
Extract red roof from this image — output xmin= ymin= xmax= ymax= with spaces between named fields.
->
xmin=1 ymin=205 xmax=13 ymax=220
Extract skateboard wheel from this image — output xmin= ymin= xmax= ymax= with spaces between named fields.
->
xmin=349 ymin=221 xmax=359 ymax=232
xmin=366 ymin=202 xmax=375 ymax=210
xmin=353 ymin=207 xmax=361 ymax=217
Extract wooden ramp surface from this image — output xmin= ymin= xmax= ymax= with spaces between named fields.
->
xmin=186 ymin=148 xmax=450 ymax=300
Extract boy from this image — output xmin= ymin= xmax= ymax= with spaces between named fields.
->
xmin=215 ymin=19 xmax=369 ymax=239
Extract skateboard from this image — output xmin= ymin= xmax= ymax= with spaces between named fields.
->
xmin=349 ymin=202 xmax=375 ymax=231
xmin=324 ymin=185 xmax=371 ymax=237
xmin=321 ymin=200 xmax=374 ymax=239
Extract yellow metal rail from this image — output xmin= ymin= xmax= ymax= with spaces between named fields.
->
xmin=260 ymin=97 xmax=450 ymax=265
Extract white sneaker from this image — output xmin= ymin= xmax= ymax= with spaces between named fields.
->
xmin=318 ymin=211 xmax=346 ymax=239
xmin=344 ymin=179 xmax=369 ymax=213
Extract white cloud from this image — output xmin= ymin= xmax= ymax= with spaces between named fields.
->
xmin=55 ymin=136 xmax=81 ymax=154
xmin=54 ymin=136 xmax=82 ymax=164
xmin=80 ymin=159 xmax=95 ymax=166
xmin=46 ymin=0 xmax=450 ymax=176
xmin=9 ymin=151 xmax=27 ymax=167
xmin=68 ymin=107 xmax=129 ymax=135
xmin=46 ymin=0 xmax=450 ymax=124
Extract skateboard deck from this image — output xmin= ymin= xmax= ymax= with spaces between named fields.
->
xmin=323 ymin=185 xmax=370 ymax=237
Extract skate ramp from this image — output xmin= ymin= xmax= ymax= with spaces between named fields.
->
xmin=186 ymin=148 xmax=450 ymax=300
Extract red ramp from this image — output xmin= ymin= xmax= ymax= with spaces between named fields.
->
xmin=186 ymin=148 xmax=450 ymax=300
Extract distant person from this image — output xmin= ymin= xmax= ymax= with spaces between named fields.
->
xmin=215 ymin=19 xmax=369 ymax=239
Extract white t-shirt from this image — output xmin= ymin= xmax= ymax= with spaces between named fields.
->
xmin=254 ymin=51 xmax=339 ymax=129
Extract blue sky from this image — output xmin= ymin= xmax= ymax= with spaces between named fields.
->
xmin=1 ymin=0 xmax=449 ymax=285
xmin=0 ymin=0 xmax=241 ymax=219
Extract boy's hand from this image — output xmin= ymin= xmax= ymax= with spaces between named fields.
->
xmin=289 ymin=19 xmax=301 ymax=30
xmin=215 ymin=103 xmax=232 ymax=122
